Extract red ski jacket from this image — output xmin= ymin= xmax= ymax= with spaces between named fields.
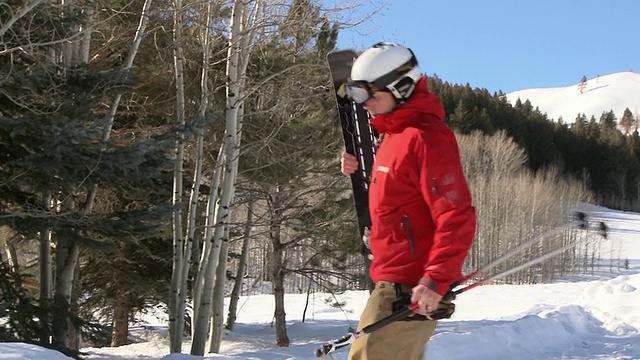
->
xmin=368 ymin=76 xmax=476 ymax=296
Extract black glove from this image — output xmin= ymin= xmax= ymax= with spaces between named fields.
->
xmin=392 ymin=291 xmax=456 ymax=321
xmin=430 ymin=292 xmax=456 ymax=320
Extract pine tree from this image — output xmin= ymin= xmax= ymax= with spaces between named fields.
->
xmin=600 ymin=110 xmax=618 ymax=129
xmin=620 ymin=108 xmax=636 ymax=135
xmin=569 ymin=114 xmax=587 ymax=136
xmin=0 ymin=0 xmax=176 ymax=349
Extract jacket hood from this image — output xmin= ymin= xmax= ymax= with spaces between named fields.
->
xmin=369 ymin=76 xmax=445 ymax=134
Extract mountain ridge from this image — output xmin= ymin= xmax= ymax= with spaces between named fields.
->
xmin=505 ymin=71 xmax=640 ymax=124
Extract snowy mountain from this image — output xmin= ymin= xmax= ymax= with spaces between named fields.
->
xmin=505 ymin=71 xmax=640 ymax=123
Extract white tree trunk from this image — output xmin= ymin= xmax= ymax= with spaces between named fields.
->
xmin=190 ymin=0 xmax=257 ymax=354
xmin=51 ymin=237 xmax=80 ymax=348
xmin=178 ymin=0 xmax=217 ymax=341
xmin=168 ymin=0 xmax=188 ymax=350
xmin=190 ymin=141 xmax=225 ymax=355
xmin=192 ymin=141 xmax=224 ymax=331
xmin=38 ymin=193 xmax=52 ymax=296
xmin=205 ymin=0 xmax=259 ymax=351
xmin=38 ymin=192 xmax=52 ymax=343
xmin=79 ymin=5 xmax=93 ymax=63
xmin=208 ymin=224 xmax=230 ymax=353
xmin=51 ymin=195 xmax=78 ymax=348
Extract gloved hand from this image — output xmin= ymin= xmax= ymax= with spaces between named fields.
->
xmin=430 ymin=292 xmax=456 ymax=320
xmin=393 ymin=291 xmax=456 ymax=321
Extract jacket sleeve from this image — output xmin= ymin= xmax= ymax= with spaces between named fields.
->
xmin=414 ymin=127 xmax=476 ymax=296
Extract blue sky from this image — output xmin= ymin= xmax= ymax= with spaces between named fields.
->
xmin=335 ymin=0 xmax=640 ymax=94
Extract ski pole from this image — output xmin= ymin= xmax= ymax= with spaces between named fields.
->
xmin=453 ymin=211 xmax=605 ymax=287
xmin=459 ymin=212 xmax=586 ymax=282
xmin=449 ymin=214 xmax=608 ymax=295
xmin=451 ymin=226 xmax=606 ymax=295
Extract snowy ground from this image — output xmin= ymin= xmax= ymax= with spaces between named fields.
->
xmin=2 ymin=206 xmax=640 ymax=360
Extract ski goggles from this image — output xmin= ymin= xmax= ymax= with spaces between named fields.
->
xmin=343 ymin=80 xmax=381 ymax=104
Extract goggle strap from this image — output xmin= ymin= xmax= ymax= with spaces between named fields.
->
xmin=370 ymin=55 xmax=418 ymax=91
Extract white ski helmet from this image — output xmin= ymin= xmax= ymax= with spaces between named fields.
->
xmin=347 ymin=42 xmax=421 ymax=104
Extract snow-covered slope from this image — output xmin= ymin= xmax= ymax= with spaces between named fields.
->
xmin=506 ymin=72 xmax=640 ymax=123
xmin=2 ymin=206 xmax=640 ymax=359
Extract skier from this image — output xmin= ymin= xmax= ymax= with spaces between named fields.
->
xmin=340 ymin=42 xmax=477 ymax=359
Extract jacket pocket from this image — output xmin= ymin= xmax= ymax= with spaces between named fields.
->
xmin=375 ymin=213 xmax=405 ymax=243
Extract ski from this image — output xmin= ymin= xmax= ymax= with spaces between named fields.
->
xmin=327 ymin=49 xmax=377 ymax=265
xmin=313 ymin=211 xmax=608 ymax=358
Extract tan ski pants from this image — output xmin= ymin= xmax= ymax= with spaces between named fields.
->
xmin=348 ymin=281 xmax=438 ymax=360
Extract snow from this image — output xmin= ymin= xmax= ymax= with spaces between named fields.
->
xmin=2 ymin=207 xmax=640 ymax=359
xmin=0 ymin=343 xmax=75 ymax=360
xmin=505 ymin=71 xmax=640 ymax=123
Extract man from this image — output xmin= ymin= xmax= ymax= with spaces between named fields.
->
xmin=340 ymin=43 xmax=477 ymax=359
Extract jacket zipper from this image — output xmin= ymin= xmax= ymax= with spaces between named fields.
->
xmin=402 ymin=215 xmax=417 ymax=257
